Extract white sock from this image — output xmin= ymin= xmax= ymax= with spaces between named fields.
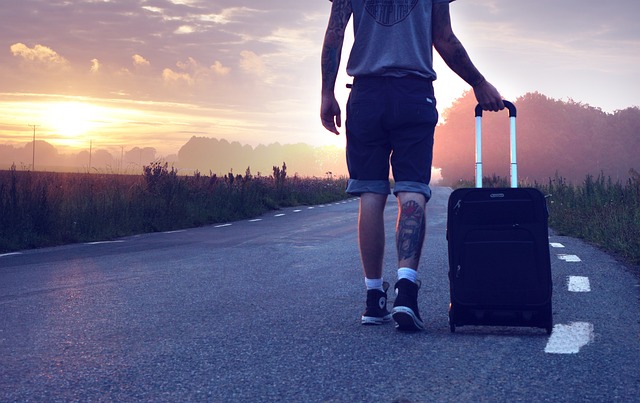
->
xmin=397 ymin=267 xmax=418 ymax=283
xmin=365 ymin=277 xmax=384 ymax=292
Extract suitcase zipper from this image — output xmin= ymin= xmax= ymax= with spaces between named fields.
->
xmin=454 ymin=199 xmax=462 ymax=215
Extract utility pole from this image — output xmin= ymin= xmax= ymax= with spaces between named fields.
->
xmin=88 ymin=139 xmax=92 ymax=173
xmin=28 ymin=124 xmax=38 ymax=171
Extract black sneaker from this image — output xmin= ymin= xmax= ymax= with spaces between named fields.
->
xmin=361 ymin=281 xmax=392 ymax=325
xmin=392 ymin=279 xmax=425 ymax=331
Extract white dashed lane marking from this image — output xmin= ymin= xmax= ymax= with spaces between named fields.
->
xmin=210 ymin=199 xmax=357 ymax=229
xmin=568 ymin=276 xmax=591 ymax=292
xmin=546 ymin=241 xmax=595 ymax=354
xmin=557 ymin=254 xmax=582 ymax=262
xmin=545 ymin=322 xmax=595 ymax=354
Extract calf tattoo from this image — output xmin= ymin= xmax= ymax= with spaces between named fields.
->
xmin=396 ymin=200 xmax=426 ymax=262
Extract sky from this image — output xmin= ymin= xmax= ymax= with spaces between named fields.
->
xmin=0 ymin=0 xmax=638 ymax=157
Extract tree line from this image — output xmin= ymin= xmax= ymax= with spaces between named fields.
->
xmin=175 ymin=137 xmax=346 ymax=178
xmin=433 ymin=91 xmax=640 ymax=185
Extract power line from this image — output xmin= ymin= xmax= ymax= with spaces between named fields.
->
xmin=28 ymin=124 xmax=39 ymax=171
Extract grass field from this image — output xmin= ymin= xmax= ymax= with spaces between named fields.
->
xmin=0 ymin=162 xmax=350 ymax=253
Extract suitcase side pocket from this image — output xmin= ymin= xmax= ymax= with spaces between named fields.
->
xmin=453 ymin=227 xmax=548 ymax=307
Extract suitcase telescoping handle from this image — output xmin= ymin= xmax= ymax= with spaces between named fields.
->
xmin=474 ymin=101 xmax=517 ymax=188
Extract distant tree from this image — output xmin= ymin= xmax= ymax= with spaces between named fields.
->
xmin=124 ymin=147 xmax=156 ymax=167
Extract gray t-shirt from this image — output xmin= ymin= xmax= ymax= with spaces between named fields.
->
xmin=346 ymin=0 xmax=453 ymax=80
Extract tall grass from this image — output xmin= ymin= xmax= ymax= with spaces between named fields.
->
xmin=0 ymin=162 xmax=350 ymax=253
xmin=541 ymin=171 xmax=640 ymax=266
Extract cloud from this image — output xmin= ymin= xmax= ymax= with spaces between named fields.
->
xmin=452 ymin=1 xmax=640 ymax=79
xmin=176 ymin=57 xmax=198 ymax=71
xmin=175 ymin=25 xmax=196 ymax=35
xmin=239 ymin=50 xmax=266 ymax=77
xmin=203 ymin=7 xmax=262 ymax=25
xmin=10 ymin=43 xmax=70 ymax=69
xmin=132 ymin=54 xmax=151 ymax=67
xmin=162 ymin=57 xmax=231 ymax=86
xmin=211 ymin=61 xmax=231 ymax=76
xmin=162 ymin=68 xmax=194 ymax=86
xmin=262 ymin=28 xmax=316 ymax=52
xmin=90 ymin=59 xmax=101 ymax=73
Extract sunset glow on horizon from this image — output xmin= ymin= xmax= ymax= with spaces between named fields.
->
xmin=1 ymin=1 xmax=638 ymax=159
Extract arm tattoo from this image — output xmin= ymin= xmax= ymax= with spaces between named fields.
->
xmin=396 ymin=200 xmax=426 ymax=262
xmin=321 ymin=0 xmax=352 ymax=93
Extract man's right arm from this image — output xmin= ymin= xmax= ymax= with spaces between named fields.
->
xmin=320 ymin=0 xmax=352 ymax=135
xmin=432 ymin=2 xmax=504 ymax=112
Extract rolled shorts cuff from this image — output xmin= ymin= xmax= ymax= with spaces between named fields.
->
xmin=346 ymin=179 xmax=391 ymax=196
xmin=393 ymin=181 xmax=432 ymax=201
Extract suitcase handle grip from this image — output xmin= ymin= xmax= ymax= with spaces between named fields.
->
xmin=474 ymin=100 xmax=518 ymax=188
xmin=475 ymin=101 xmax=517 ymax=118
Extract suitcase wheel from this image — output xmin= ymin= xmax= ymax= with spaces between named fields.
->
xmin=544 ymin=304 xmax=553 ymax=335
xmin=545 ymin=316 xmax=553 ymax=335
xmin=448 ymin=305 xmax=456 ymax=333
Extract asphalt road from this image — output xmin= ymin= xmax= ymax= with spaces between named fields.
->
xmin=1 ymin=186 xmax=639 ymax=402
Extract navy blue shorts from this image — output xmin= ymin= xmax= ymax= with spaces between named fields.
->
xmin=345 ymin=76 xmax=438 ymax=201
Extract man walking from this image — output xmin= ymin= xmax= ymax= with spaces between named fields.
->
xmin=320 ymin=0 xmax=504 ymax=331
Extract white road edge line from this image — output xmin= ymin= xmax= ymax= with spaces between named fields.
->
xmin=85 ymin=241 xmax=126 ymax=245
xmin=568 ymin=276 xmax=591 ymax=292
xmin=558 ymin=254 xmax=582 ymax=262
xmin=0 ymin=252 xmax=23 ymax=258
xmin=550 ymin=242 xmax=565 ymax=248
xmin=545 ymin=322 xmax=595 ymax=354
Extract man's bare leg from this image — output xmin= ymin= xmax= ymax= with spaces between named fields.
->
xmin=358 ymin=193 xmax=388 ymax=280
xmin=393 ymin=191 xmax=427 ymax=331
xmin=396 ymin=192 xmax=427 ymax=270
xmin=358 ymin=192 xmax=392 ymax=325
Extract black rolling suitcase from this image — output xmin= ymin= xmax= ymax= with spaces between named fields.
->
xmin=447 ymin=101 xmax=553 ymax=334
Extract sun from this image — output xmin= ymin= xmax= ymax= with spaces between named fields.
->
xmin=44 ymin=101 xmax=104 ymax=139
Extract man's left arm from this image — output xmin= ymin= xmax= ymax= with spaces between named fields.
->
xmin=432 ymin=2 xmax=504 ymax=111
xmin=320 ymin=0 xmax=352 ymax=134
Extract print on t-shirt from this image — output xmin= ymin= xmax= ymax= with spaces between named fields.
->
xmin=364 ymin=0 xmax=418 ymax=26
